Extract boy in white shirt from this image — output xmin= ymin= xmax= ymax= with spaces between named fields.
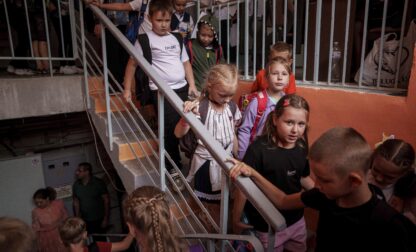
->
xmin=123 ymin=0 xmax=198 ymax=175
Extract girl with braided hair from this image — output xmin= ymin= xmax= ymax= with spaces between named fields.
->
xmin=123 ymin=186 xmax=185 ymax=252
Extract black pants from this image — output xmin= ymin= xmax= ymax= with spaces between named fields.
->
xmin=9 ymin=6 xmax=31 ymax=69
xmin=151 ymin=84 xmax=188 ymax=170
xmin=105 ymin=25 xmax=129 ymax=91
xmin=85 ymin=219 xmax=106 ymax=241
xmin=51 ymin=15 xmax=74 ymax=66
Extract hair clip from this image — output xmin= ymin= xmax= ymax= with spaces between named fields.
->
xmin=283 ymin=99 xmax=290 ymax=107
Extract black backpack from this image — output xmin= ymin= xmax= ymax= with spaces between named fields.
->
xmin=179 ymin=97 xmax=237 ymax=159
xmin=135 ymin=32 xmax=184 ymax=105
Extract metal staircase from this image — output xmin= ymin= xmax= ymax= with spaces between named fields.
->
xmin=74 ymin=2 xmax=287 ymax=251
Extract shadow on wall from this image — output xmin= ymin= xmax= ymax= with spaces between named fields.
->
xmin=235 ymin=46 xmax=416 ymax=148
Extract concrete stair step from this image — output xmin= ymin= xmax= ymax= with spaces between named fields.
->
xmin=88 ymin=76 xmax=105 ymax=94
xmin=120 ymin=158 xmax=160 ymax=190
xmin=92 ymin=93 xmax=131 ymax=113
xmin=96 ymin=110 xmax=152 ymax=135
xmin=114 ymin=132 xmax=158 ymax=162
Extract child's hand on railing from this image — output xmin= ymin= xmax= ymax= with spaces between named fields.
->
xmin=88 ymin=0 xmax=101 ymax=7
xmin=228 ymin=158 xmax=253 ymax=180
xmin=123 ymin=89 xmax=132 ymax=103
xmin=183 ymin=100 xmax=199 ymax=115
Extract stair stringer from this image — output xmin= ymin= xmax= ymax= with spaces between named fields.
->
xmin=87 ymin=96 xmax=157 ymax=193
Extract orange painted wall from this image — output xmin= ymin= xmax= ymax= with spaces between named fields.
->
xmin=236 ymin=48 xmax=416 ymax=148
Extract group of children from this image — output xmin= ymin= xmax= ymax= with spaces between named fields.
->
xmin=0 ymin=185 xmax=183 ymax=252
xmin=88 ymin=0 xmax=416 ymax=251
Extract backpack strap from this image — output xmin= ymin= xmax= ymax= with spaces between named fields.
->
xmin=199 ymin=98 xmax=210 ymax=124
xmin=171 ymin=32 xmax=184 ymax=55
xmin=135 ymin=34 xmax=152 ymax=105
xmin=199 ymin=98 xmax=237 ymax=124
xmin=215 ymin=46 xmax=223 ymax=64
xmin=249 ymin=90 xmax=268 ymax=143
xmin=138 ymin=0 xmax=148 ymax=25
xmin=137 ymin=33 xmax=152 ymax=63
xmin=228 ymin=99 xmax=237 ymax=115
xmin=183 ymin=12 xmax=190 ymax=23
xmin=170 ymin=13 xmax=179 ymax=31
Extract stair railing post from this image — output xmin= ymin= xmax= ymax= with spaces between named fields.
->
xmin=207 ymin=240 xmax=215 ymax=252
xmin=101 ymin=23 xmax=113 ymax=151
xmin=158 ymin=92 xmax=166 ymax=191
xmin=267 ymin=225 xmax=276 ymax=252
xmin=79 ymin=0 xmax=90 ymax=109
xmin=219 ymin=170 xmax=229 ymax=251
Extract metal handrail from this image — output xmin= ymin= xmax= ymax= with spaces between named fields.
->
xmin=182 ymin=233 xmax=264 ymax=252
xmin=86 ymin=3 xmax=286 ymax=232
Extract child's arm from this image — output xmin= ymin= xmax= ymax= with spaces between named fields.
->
xmin=237 ymin=99 xmax=258 ymax=160
xmin=89 ymin=0 xmax=133 ymax=11
xmin=174 ymin=118 xmax=191 ymax=138
xmin=174 ymin=100 xmax=199 ymax=138
xmin=183 ymin=60 xmax=199 ymax=97
xmin=123 ymin=58 xmax=137 ymax=102
xmin=301 ymin=176 xmax=315 ymax=190
xmin=110 ymin=234 xmax=134 ymax=251
xmin=232 ymin=188 xmax=253 ymax=234
xmin=229 ymin=158 xmax=305 ymax=210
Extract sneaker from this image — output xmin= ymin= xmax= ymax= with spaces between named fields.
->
xmin=73 ymin=66 xmax=84 ymax=73
xmin=14 ymin=68 xmax=34 ymax=76
xmin=61 ymin=65 xmax=78 ymax=75
xmin=6 ymin=65 xmax=15 ymax=74
xmin=169 ymin=169 xmax=185 ymax=192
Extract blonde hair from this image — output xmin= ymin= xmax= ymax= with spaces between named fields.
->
xmin=309 ymin=127 xmax=372 ymax=176
xmin=265 ymin=57 xmax=292 ymax=77
xmin=124 ymin=186 xmax=183 ymax=252
xmin=59 ymin=217 xmax=86 ymax=247
xmin=0 ymin=217 xmax=36 ymax=252
xmin=203 ymin=64 xmax=238 ymax=97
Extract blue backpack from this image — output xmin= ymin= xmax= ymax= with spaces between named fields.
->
xmin=125 ymin=0 xmax=148 ymax=44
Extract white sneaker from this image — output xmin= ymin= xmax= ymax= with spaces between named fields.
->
xmin=61 ymin=65 xmax=78 ymax=75
xmin=7 ymin=65 xmax=15 ymax=74
xmin=14 ymin=69 xmax=35 ymax=76
xmin=68 ymin=65 xmax=83 ymax=74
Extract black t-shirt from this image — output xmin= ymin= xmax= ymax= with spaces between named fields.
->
xmin=243 ymin=135 xmax=310 ymax=232
xmin=301 ymin=187 xmax=416 ymax=252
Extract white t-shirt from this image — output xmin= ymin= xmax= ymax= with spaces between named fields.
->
xmin=129 ymin=0 xmax=152 ymax=34
xmin=134 ymin=31 xmax=189 ymax=90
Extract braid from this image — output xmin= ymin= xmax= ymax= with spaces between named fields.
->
xmin=124 ymin=187 xmax=184 ymax=252
xmin=149 ymin=195 xmax=164 ymax=252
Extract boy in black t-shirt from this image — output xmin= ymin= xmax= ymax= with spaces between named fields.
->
xmin=230 ymin=127 xmax=416 ymax=252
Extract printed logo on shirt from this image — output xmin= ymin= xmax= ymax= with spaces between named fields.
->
xmin=165 ymin=45 xmax=177 ymax=51
xmin=287 ymin=170 xmax=296 ymax=176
